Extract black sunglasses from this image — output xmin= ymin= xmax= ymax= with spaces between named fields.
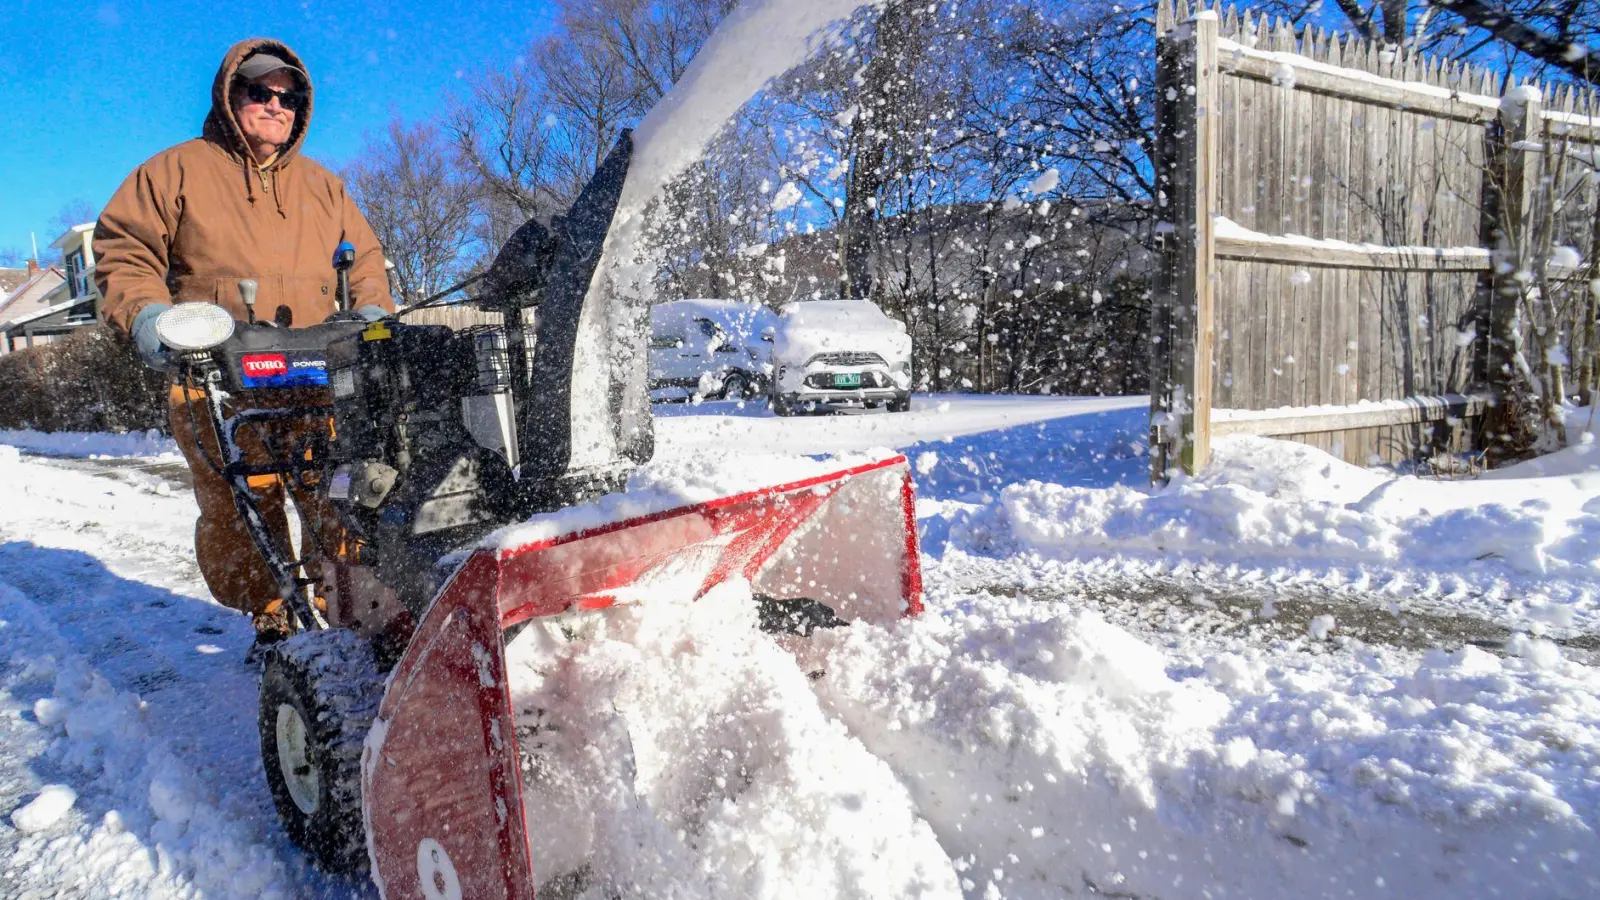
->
xmin=237 ymin=80 xmax=307 ymax=111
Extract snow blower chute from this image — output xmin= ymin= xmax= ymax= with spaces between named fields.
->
xmin=153 ymin=127 xmax=921 ymax=894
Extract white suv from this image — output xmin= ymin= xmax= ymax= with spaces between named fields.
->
xmin=770 ymin=300 xmax=913 ymax=415
xmin=649 ymin=299 xmax=777 ymax=400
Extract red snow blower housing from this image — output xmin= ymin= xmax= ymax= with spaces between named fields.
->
xmin=154 ymin=130 xmax=922 ymax=896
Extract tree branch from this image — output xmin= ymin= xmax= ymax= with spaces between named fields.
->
xmin=1430 ymin=0 xmax=1599 ymax=86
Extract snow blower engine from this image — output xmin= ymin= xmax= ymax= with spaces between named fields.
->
xmin=153 ymin=131 xmax=923 ymax=895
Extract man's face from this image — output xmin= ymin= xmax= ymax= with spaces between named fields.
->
xmin=232 ymin=70 xmax=299 ymax=152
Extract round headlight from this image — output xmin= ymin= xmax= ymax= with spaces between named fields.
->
xmin=156 ymin=302 xmax=235 ymax=352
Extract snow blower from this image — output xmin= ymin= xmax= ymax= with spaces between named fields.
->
xmin=153 ymin=129 xmax=922 ymax=894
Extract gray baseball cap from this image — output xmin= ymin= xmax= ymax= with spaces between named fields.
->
xmin=236 ymin=51 xmax=306 ymax=84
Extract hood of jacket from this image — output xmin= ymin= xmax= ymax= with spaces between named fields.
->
xmin=201 ymin=38 xmax=313 ymax=166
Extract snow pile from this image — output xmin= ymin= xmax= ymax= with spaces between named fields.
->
xmin=504 ymin=579 xmax=961 ymax=899
xmin=983 ymin=435 xmax=1600 ymax=582
xmin=1486 ymin=432 xmax=1600 ymax=479
xmin=814 ymin=593 xmax=1599 ymax=897
xmin=804 ymin=596 xmax=1232 ymax=898
xmin=0 ymin=578 xmax=294 ymax=898
xmin=11 ymin=784 xmax=77 ymax=833
xmin=0 ymin=428 xmax=179 ymax=459
xmin=502 ymin=577 xmax=1600 ymax=898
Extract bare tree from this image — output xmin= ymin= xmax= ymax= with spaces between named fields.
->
xmin=345 ymin=120 xmax=477 ymax=306
xmin=446 ymin=66 xmax=566 ymax=273
xmin=557 ymin=0 xmax=738 ymax=107
xmin=445 ymin=0 xmax=739 ymax=273
xmin=52 ymin=199 xmax=98 ymax=236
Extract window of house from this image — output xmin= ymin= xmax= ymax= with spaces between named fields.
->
xmin=65 ymin=249 xmax=90 ymax=299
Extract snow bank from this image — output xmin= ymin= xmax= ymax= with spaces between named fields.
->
xmin=986 ymin=435 xmax=1600 ymax=585
xmin=807 ymin=590 xmax=1600 ymax=898
xmin=0 ymin=428 xmax=179 ymax=459
xmin=504 ymin=580 xmax=961 ymax=898
xmin=498 ymin=570 xmax=1599 ymax=898
xmin=0 ymin=578 xmax=293 ymax=897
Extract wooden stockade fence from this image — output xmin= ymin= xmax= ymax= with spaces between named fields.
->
xmin=1150 ymin=0 xmax=1600 ymax=480
xmin=397 ymin=303 xmax=526 ymax=331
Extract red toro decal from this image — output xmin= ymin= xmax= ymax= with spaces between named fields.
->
xmin=242 ymin=354 xmax=288 ymax=377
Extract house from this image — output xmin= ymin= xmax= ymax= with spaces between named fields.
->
xmin=1 ymin=224 xmax=99 ymax=354
xmin=0 ymin=260 xmax=69 ymax=354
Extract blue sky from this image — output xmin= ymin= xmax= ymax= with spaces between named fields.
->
xmin=0 ymin=0 xmax=559 ymax=259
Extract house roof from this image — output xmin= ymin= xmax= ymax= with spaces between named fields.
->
xmin=1 ymin=290 xmax=92 ymax=332
xmin=0 ymin=268 xmax=29 ymax=295
xmin=50 ymin=223 xmax=95 ymax=251
xmin=0 ymin=266 xmax=67 ymax=324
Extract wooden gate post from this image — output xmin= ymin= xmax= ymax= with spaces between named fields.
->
xmin=1151 ymin=9 xmax=1219 ymax=482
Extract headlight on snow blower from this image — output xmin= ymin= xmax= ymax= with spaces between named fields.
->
xmin=156 ymin=302 xmax=236 ymax=352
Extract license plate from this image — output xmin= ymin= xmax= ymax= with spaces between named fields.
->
xmin=833 ymin=373 xmax=862 ymax=388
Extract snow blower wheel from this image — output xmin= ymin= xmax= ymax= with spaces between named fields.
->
xmin=259 ymin=629 xmax=384 ymax=874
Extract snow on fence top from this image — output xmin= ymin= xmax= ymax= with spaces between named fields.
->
xmin=1157 ymin=0 xmax=1597 ymax=117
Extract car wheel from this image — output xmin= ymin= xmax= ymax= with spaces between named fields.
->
xmin=772 ymin=394 xmax=793 ymax=416
xmin=888 ymin=393 xmax=911 ymax=413
xmin=721 ymin=373 xmax=750 ymax=400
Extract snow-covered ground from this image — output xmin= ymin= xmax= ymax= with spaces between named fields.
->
xmin=3 ymin=395 xmax=1599 ymax=898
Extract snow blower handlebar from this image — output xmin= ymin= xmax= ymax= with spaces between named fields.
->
xmin=155 ymin=276 xmax=375 ymax=634
xmin=332 ymin=242 xmax=356 ymax=313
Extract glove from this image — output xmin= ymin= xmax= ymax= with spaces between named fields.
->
xmin=356 ymin=305 xmax=389 ymax=322
xmin=130 ymin=303 xmax=173 ymax=370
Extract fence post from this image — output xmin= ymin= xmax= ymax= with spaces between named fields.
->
xmin=1150 ymin=10 xmax=1219 ymax=482
xmin=1483 ymin=86 xmax=1543 ymax=458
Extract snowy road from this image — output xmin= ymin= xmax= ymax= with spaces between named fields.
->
xmin=3 ymin=395 xmax=1599 ymax=898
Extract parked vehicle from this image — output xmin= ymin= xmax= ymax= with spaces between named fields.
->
xmin=770 ymin=299 xmax=913 ymax=415
xmin=648 ymin=299 xmax=777 ymax=400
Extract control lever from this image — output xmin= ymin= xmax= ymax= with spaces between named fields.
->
xmin=238 ymin=278 xmax=258 ymax=324
xmin=332 ymin=242 xmax=356 ymax=312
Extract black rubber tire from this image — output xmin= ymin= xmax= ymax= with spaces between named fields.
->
xmin=888 ymin=392 xmax=911 ymax=413
xmin=259 ymin=629 xmax=384 ymax=874
xmin=772 ymin=393 xmax=794 ymax=416
xmin=721 ymin=373 xmax=750 ymax=400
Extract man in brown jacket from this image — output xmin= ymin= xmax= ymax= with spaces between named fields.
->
xmin=95 ymin=38 xmax=395 ymax=649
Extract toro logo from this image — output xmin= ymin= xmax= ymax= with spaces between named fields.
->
xmin=242 ymin=354 xmax=288 ymax=377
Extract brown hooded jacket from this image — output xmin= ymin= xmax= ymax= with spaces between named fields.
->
xmin=95 ymin=38 xmax=394 ymax=333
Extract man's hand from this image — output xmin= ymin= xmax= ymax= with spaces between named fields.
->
xmin=356 ymin=305 xmax=388 ymax=322
xmin=130 ymin=303 xmax=173 ymax=370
